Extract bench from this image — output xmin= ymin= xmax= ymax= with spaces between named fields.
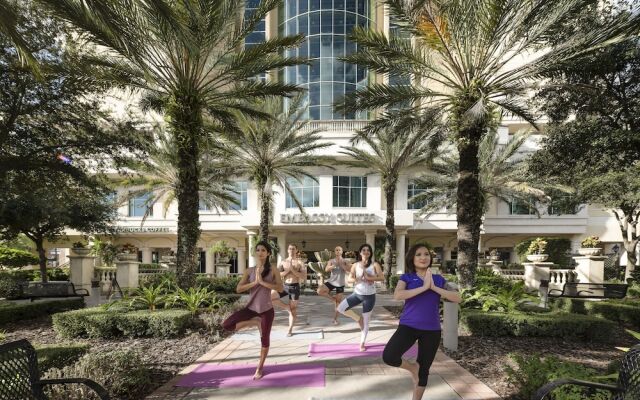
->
xmin=0 ymin=339 xmax=110 ymax=400
xmin=533 ymin=344 xmax=640 ymax=399
xmin=547 ymin=282 xmax=628 ymax=299
xmin=17 ymin=281 xmax=89 ymax=302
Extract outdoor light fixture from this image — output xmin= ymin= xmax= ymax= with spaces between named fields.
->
xmin=301 ymin=240 xmax=306 ymax=248
xmin=612 ymin=244 xmax=620 ymax=254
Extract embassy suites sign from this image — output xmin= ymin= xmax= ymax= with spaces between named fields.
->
xmin=279 ymin=213 xmax=377 ymax=224
xmin=115 ymin=227 xmax=172 ymax=233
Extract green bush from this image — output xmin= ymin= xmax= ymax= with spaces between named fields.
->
xmin=505 ymin=353 xmax=610 ymax=400
xmin=587 ymin=299 xmax=640 ymax=329
xmin=0 ymin=298 xmax=84 ymax=325
xmin=389 ymin=274 xmax=400 ymax=292
xmin=0 ymin=275 xmax=22 ymax=299
xmin=461 ymin=310 xmax=616 ymax=342
xmin=53 ymin=307 xmax=192 ymax=338
xmin=196 ymin=275 xmax=241 ymax=294
xmin=43 ymin=350 xmax=153 ymax=400
xmin=0 ymin=268 xmax=70 ymax=283
xmin=515 ymin=237 xmax=572 ymax=267
xmin=549 ymin=298 xmax=589 ymax=314
xmin=0 ymin=246 xmax=39 ymax=268
xmin=35 ymin=343 xmax=90 ymax=372
xmin=628 ymin=283 xmax=640 ymax=298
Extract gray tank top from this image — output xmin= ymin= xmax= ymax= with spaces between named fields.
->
xmin=326 ymin=258 xmax=347 ymax=287
xmin=246 ymin=266 xmax=275 ymax=313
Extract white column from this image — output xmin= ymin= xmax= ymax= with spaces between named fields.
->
xmin=205 ymin=249 xmax=215 ymax=275
xmin=276 ymin=231 xmax=287 ymax=265
xmin=443 ymin=246 xmax=452 ymax=261
xmin=247 ymin=231 xmax=257 ymax=268
xmin=396 ymin=230 xmax=407 ymax=274
xmin=237 ymin=247 xmax=247 ymax=274
xmin=443 ymin=301 xmax=459 ymax=352
xmin=68 ymin=253 xmax=96 ymax=292
xmin=365 ymin=231 xmax=376 ymax=261
xmin=141 ymin=247 xmax=153 ymax=264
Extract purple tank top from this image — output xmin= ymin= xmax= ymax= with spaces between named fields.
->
xmin=246 ymin=266 xmax=275 ymax=313
xmin=398 ymin=273 xmax=447 ymax=331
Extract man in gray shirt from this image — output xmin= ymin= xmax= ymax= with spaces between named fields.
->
xmin=317 ymin=246 xmax=352 ymax=325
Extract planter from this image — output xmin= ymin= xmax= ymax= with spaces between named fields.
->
xmin=71 ymin=248 xmax=91 ymax=256
xmin=116 ymin=252 xmax=138 ymax=261
xmin=344 ymin=258 xmax=356 ymax=264
xmin=578 ymin=247 xmax=601 ymax=256
xmin=526 ymin=254 xmax=549 ymax=262
xmin=160 ymin=255 xmax=176 ymax=263
xmin=489 ymin=255 xmax=500 ymax=261
xmin=217 ymin=255 xmax=231 ymax=264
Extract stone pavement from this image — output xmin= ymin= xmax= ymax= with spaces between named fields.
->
xmin=147 ymin=294 xmax=501 ymax=400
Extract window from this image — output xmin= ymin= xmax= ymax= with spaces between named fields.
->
xmin=333 ymin=176 xmax=367 ymax=207
xmin=286 ymin=176 xmax=320 ymax=208
xmin=407 ymin=180 xmax=428 ymax=210
xmin=245 ymin=1 xmax=267 ymax=81
xmin=509 ymin=198 xmax=536 ymax=215
xmin=230 ymin=181 xmax=248 ymax=211
xmin=128 ymin=193 xmax=153 ymax=217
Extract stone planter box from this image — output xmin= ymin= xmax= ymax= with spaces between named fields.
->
xmin=116 ymin=252 xmax=138 ymax=261
xmin=526 ymin=254 xmax=549 ymax=262
xmin=578 ymin=247 xmax=601 ymax=256
xmin=71 ymin=248 xmax=91 ymax=256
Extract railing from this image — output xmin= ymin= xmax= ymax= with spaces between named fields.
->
xmin=297 ymin=120 xmax=370 ymax=134
xmin=196 ymin=272 xmax=241 ymax=279
xmin=496 ymin=269 xmax=525 ymax=281
xmin=549 ymin=269 xmax=578 ymax=287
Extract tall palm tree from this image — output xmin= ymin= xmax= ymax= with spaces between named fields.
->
xmin=218 ymin=96 xmax=333 ymax=240
xmin=340 ymin=119 xmax=441 ymax=286
xmin=36 ymin=0 xmax=304 ymax=288
xmin=412 ymin=130 xmax=563 ymax=218
xmin=338 ymin=0 xmax=637 ymax=288
xmin=117 ymin=130 xmax=238 ymax=222
xmin=0 ymin=0 xmax=40 ymax=76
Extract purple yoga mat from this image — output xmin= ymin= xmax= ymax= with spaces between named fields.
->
xmin=308 ymin=343 xmax=418 ymax=358
xmin=175 ymin=362 xmax=325 ymax=388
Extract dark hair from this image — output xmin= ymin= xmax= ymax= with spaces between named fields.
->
xmin=255 ymin=240 xmax=272 ymax=278
xmin=288 ymin=243 xmax=298 ymax=250
xmin=405 ymin=243 xmax=433 ymax=274
xmin=356 ymin=243 xmax=373 ymax=269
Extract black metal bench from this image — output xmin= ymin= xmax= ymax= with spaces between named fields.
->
xmin=547 ymin=282 xmax=628 ymax=299
xmin=0 ymin=339 xmax=110 ymax=400
xmin=17 ymin=281 xmax=89 ymax=302
xmin=533 ymin=345 xmax=640 ymax=399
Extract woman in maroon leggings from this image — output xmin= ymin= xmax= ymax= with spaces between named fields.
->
xmin=222 ymin=240 xmax=284 ymax=380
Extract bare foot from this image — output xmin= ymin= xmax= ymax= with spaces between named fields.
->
xmin=287 ymin=330 xmax=293 ymax=337
xmin=359 ymin=343 xmax=366 ymax=352
xmin=407 ymin=362 xmax=419 ymax=386
xmin=253 ymin=369 xmax=264 ymax=380
xmin=332 ymin=319 xmax=339 ymax=325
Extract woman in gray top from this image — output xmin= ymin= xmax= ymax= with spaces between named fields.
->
xmin=317 ymin=246 xmax=352 ymax=325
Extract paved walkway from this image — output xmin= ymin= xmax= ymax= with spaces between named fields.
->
xmin=147 ymin=294 xmax=501 ymax=400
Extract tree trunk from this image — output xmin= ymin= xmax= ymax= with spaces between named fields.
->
xmin=624 ymin=240 xmax=638 ymax=282
xmin=34 ymin=236 xmax=48 ymax=283
xmin=171 ymin=96 xmax=202 ymax=289
xmin=456 ymin=123 xmax=485 ymax=289
xmin=612 ymin=207 xmax=639 ymax=282
xmin=384 ymin=185 xmax=395 ymax=288
xmin=259 ymin=188 xmax=271 ymax=241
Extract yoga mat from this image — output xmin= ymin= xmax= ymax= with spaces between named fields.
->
xmin=308 ymin=343 xmax=417 ymax=358
xmin=232 ymin=329 xmax=324 ymax=341
xmin=175 ymin=362 xmax=325 ymax=388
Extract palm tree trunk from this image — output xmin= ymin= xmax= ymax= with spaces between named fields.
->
xmin=171 ymin=96 xmax=202 ymax=289
xmin=384 ymin=186 xmax=395 ymax=288
xmin=259 ymin=189 xmax=271 ymax=241
xmin=456 ymin=123 xmax=484 ymax=289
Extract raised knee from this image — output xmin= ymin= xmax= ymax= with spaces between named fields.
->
xmin=382 ymin=349 xmax=401 ymax=367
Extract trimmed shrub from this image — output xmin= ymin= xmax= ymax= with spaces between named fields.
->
xmin=549 ymin=298 xmax=589 ymax=314
xmin=505 ymin=353 xmax=610 ymax=400
xmin=0 ymin=298 xmax=84 ymax=325
xmin=53 ymin=307 xmax=192 ymax=338
xmin=587 ymin=299 xmax=640 ymax=329
xmin=35 ymin=343 xmax=90 ymax=372
xmin=43 ymin=350 xmax=153 ymax=400
xmin=196 ymin=275 xmax=241 ymax=294
xmin=461 ymin=310 xmax=616 ymax=342
xmin=388 ymin=274 xmax=400 ymax=292
xmin=0 ymin=275 xmax=22 ymax=299
xmin=0 ymin=246 xmax=39 ymax=268
xmin=515 ymin=237 xmax=572 ymax=267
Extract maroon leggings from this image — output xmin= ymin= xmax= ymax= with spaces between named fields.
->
xmin=222 ymin=307 xmax=275 ymax=347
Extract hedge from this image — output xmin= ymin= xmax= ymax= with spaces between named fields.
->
xmin=0 ymin=298 xmax=84 ymax=325
xmin=196 ymin=275 xmax=241 ymax=294
xmin=586 ymin=299 xmax=640 ymax=329
xmin=35 ymin=343 xmax=90 ymax=372
xmin=461 ymin=310 xmax=616 ymax=342
xmin=53 ymin=307 xmax=193 ymax=339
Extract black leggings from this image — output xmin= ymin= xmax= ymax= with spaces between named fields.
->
xmin=382 ymin=325 xmax=441 ymax=387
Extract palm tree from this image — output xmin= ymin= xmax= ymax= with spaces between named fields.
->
xmin=339 ymin=120 xmax=441 ymax=286
xmin=337 ymin=0 xmax=637 ymax=288
xmin=218 ymin=96 xmax=333 ymax=240
xmin=36 ymin=0 xmax=304 ymax=288
xmin=117 ymin=130 xmax=238 ymax=222
xmin=0 ymin=0 xmax=40 ymax=76
xmin=412 ymin=130 xmax=564 ymax=219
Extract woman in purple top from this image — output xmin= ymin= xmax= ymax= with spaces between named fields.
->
xmin=382 ymin=243 xmax=461 ymax=400
xmin=222 ymin=241 xmax=284 ymax=380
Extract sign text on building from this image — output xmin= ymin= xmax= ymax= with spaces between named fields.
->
xmin=279 ymin=213 xmax=376 ymax=224
xmin=115 ymin=227 xmax=171 ymax=233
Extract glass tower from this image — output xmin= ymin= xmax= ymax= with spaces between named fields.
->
xmin=280 ymin=0 xmax=371 ymax=120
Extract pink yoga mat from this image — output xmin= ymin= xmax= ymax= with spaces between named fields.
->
xmin=308 ymin=343 xmax=418 ymax=358
xmin=175 ymin=362 xmax=325 ymax=388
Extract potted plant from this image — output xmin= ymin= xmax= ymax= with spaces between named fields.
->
xmin=71 ymin=240 xmax=91 ymax=256
xmin=489 ymin=248 xmax=500 ymax=261
xmin=579 ymin=236 xmax=602 ymax=256
xmin=344 ymin=250 xmax=357 ymax=263
xmin=117 ymin=243 xmax=139 ymax=261
xmin=526 ymin=238 xmax=549 ymax=262
xmin=211 ymin=240 xmax=234 ymax=263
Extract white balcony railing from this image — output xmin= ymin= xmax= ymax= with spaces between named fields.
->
xmin=297 ymin=120 xmax=370 ymax=134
